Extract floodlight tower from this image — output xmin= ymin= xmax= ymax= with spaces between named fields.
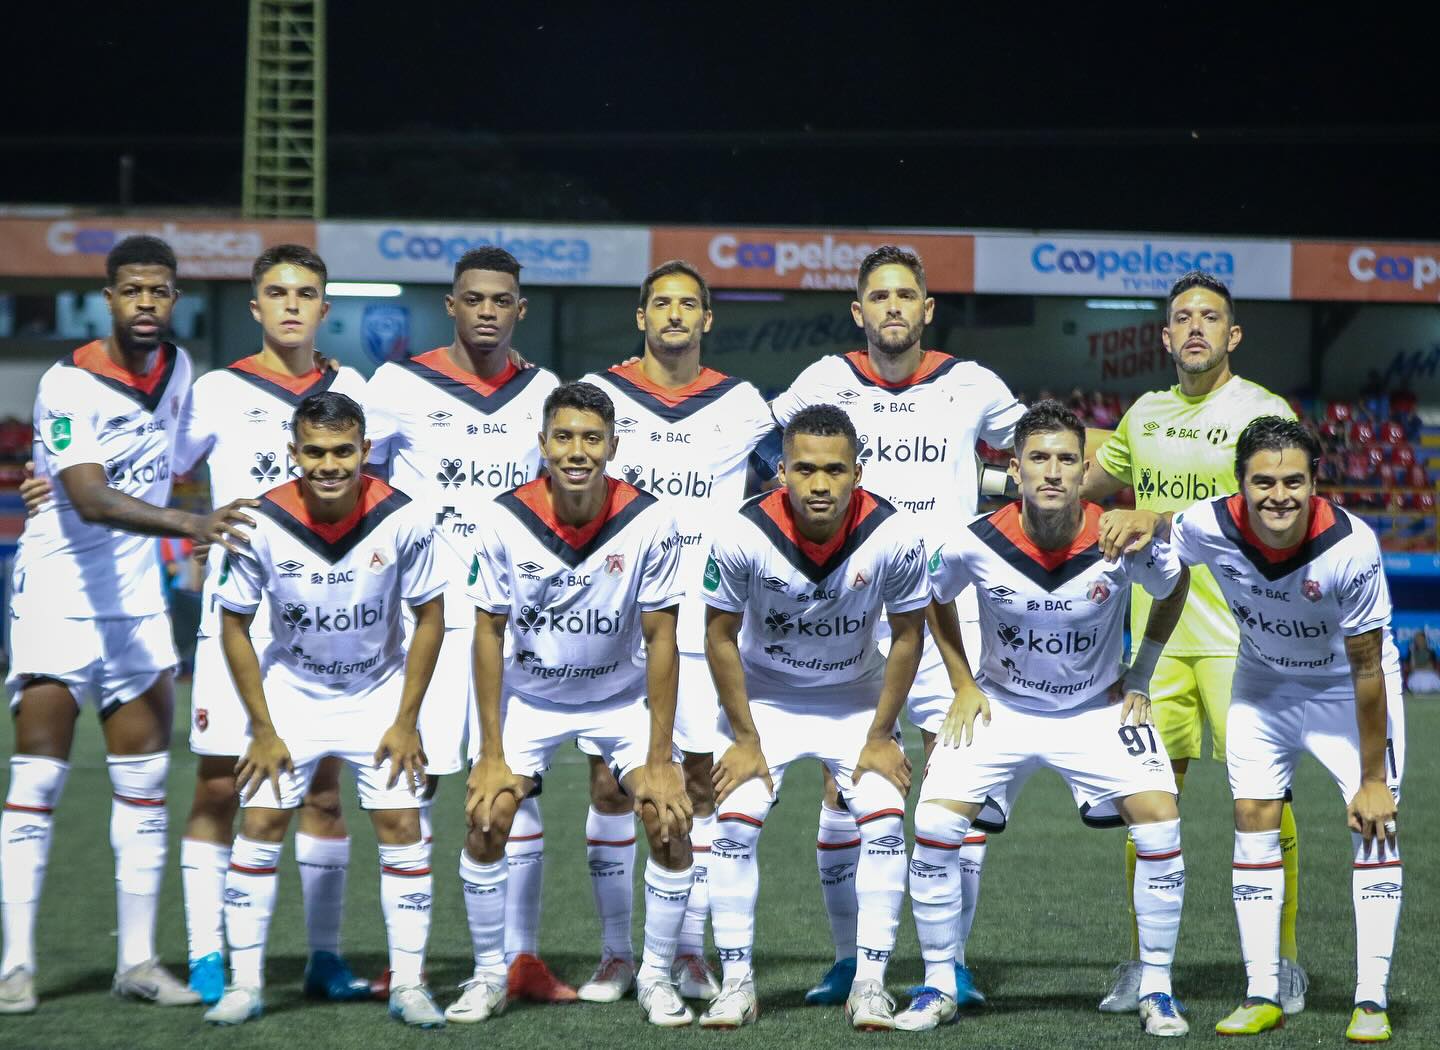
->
xmin=242 ymin=0 xmax=326 ymax=218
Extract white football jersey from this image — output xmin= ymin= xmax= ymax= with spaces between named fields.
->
xmin=14 ymin=341 xmax=192 ymax=620
xmin=584 ymin=362 xmax=774 ymax=652
xmin=929 ymin=501 xmax=1182 ymax=713
xmin=367 ymin=349 xmax=560 ymax=628
xmin=467 ymin=477 xmax=684 ymax=706
xmin=215 ymin=476 xmax=444 ymax=702
xmin=178 ymin=356 xmax=371 ymax=639
xmin=1169 ymin=495 xmax=1401 ymax=702
xmin=702 ymin=488 xmax=930 ymax=695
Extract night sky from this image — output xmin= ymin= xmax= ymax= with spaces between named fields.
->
xmin=4 ymin=6 xmax=1434 ymax=238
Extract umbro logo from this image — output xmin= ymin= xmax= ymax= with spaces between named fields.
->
xmin=401 ymin=892 xmax=432 ymax=906
xmin=518 ymin=561 xmax=544 ymax=575
xmin=1150 ymin=871 xmax=1186 ymax=886
xmin=277 ymin=559 xmax=305 ymax=578
xmin=820 ymin=863 xmax=854 ymax=879
xmin=428 ymin=410 xmax=453 ymax=426
xmin=589 ymin=859 xmax=624 ymax=873
xmin=712 ymin=838 xmax=748 ymax=852
xmin=245 ymin=408 xmax=268 ymax=422
xmin=988 ymin=585 xmax=1015 ymax=601
xmin=909 ymin=859 xmax=945 ymax=874
xmin=836 ymin=389 xmax=860 ymax=402
xmin=615 ymin=416 xmax=638 ymax=431
xmin=1364 ymin=882 xmax=1403 ymax=894
xmin=1142 ymin=421 xmax=1160 ymax=433
xmin=1219 ymin=563 xmax=1244 ymax=581
xmin=105 ymin=414 xmax=132 ymax=430
xmin=870 ymin=835 xmax=906 ymax=850
xmin=224 ymin=888 xmax=249 ymax=902
xmin=762 ymin=575 xmax=788 ymax=593
xmin=1232 ymin=884 xmax=1271 ymax=897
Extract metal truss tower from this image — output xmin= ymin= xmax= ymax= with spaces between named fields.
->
xmin=243 ymin=0 xmax=326 ymax=218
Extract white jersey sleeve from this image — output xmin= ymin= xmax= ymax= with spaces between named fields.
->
xmin=636 ymin=503 xmax=685 ymax=612
xmin=216 ymin=538 xmax=267 ymax=616
xmin=1336 ymin=528 xmax=1390 ymax=637
xmin=1166 ymin=501 xmax=1206 ymax=566
xmin=397 ymin=509 xmax=446 ymax=608
xmin=36 ymin=369 xmax=105 ymax=472
xmin=975 ymin=367 xmax=1025 ymax=449
xmin=466 ymin=510 xmax=513 ymax=615
xmin=700 ymin=522 xmax=750 ymax=613
xmin=882 ymin=529 xmax=930 ymax=615
xmin=768 ymin=358 xmax=831 ymax=427
xmin=1128 ymin=537 xmax=1184 ymax=600
xmin=174 ymin=380 xmax=217 ymax=475
xmin=927 ymin=536 xmax=976 ymax=606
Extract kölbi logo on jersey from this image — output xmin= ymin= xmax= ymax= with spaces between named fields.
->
xmin=282 ymin=599 xmax=386 ymax=633
xmin=763 ymin=608 xmax=869 ymax=637
xmin=1133 ymin=468 xmax=1220 ymax=501
xmin=435 ymin=458 xmax=532 ymax=490
xmin=515 ymin=604 xmax=623 ymax=636
xmin=855 ymin=433 xmax=949 ymax=465
xmin=618 ymin=464 xmax=714 ymax=498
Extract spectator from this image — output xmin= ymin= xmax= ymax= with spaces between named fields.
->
xmin=1406 ymin=630 xmax=1440 ymax=694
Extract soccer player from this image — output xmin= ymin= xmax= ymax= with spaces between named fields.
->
xmin=452 ymin=381 xmax=696 ymax=1027
xmin=557 ymin=260 xmax=773 ymax=1003
xmin=1 ymin=236 xmax=254 ymax=1014
xmin=768 ymin=245 xmax=1023 ymax=1004
xmin=904 ymin=400 xmax=1192 ymax=1036
xmin=364 ymin=245 xmax=563 ymax=1000
xmin=1112 ymin=417 xmax=1405 ymax=1041
xmin=700 ymin=405 xmax=930 ymax=1031
xmin=1082 ymin=271 xmax=1304 ymax=1014
xmin=203 ymin=391 xmax=447 ymax=1027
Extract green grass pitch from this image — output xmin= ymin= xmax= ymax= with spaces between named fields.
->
xmin=1 ymin=685 xmax=1433 ymax=1049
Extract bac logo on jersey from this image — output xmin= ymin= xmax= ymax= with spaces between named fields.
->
xmin=872 ymin=401 xmax=915 ymax=413
xmin=311 ymin=571 xmax=355 ymax=585
xmin=1088 ymin=580 xmax=1111 ymax=605
xmin=366 ymin=549 xmax=389 ymax=575
xmin=650 ymin=430 xmax=691 ymax=443
xmin=604 ymin=553 xmax=625 ymax=576
xmin=1302 ymin=579 xmax=1323 ymax=603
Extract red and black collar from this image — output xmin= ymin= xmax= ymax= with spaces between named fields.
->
xmin=603 ymin=362 xmax=744 ymax=422
xmin=970 ymin=501 xmax=1105 ymax=592
xmin=739 ymin=487 xmax=894 ymax=584
xmin=496 ymin=476 xmax=657 ymax=569
xmin=1215 ymin=494 xmax=1351 ymax=582
xmin=65 ymin=340 xmax=178 ymax=413
xmin=258 ymin=476 xmax=411 ymax=563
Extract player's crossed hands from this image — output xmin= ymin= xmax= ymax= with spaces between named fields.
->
xmin=236 ymin=728 xmax=293 ymax=802
xmin=1097 ymin=509 xmax=1165 ymax=561
xmin=374 ymin=721 xmax=427 ymax=794
xmin=939 ymin=684 xmax=993 ymax=748
xmin=628 ymin=760 xmax=692 ymax=844
xmin=466 ymin=756 xmax=529 ymax=833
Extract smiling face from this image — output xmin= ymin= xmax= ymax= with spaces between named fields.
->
xmin=851 ymin=262 xmax=934 ymax=357
xmin=637 ymin=272 xmax=712 ymax=357
xmin=780 ymin=431 xmax=860 ymax=537
xmin=539 ymin=406 xmax=616 ymax=499
xmin=290 ymin=419 xmax=370 ymax=509
xmin=104 ymin=263 xmax=178 ymax=354
xmin=447 ymin=268 xmax=525 ymax=353
xmin=1011 ymin=427 xmax=1086 ymax=516
xmin=1240 ymin=445 xmax=1315 ymax=546
xmin=250 ymin=262 xmax=328 ymax=353
xmin=1161 ymin=286 xmax=1241 ymax=376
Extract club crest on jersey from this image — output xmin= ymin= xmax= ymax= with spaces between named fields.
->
xmin=194 ymin=708 xmax=209 ymax=731
xmin=850 ymin=570 xmax=870 ymax=590
xmin=604 ymin=553 xmax=625 ymax=577
xmin=1088 ymin=580 xmax=1111 ymax=605
xmin=1302 ymin=579 xmax=1323 ymax=603
xmin=366 ymin=548 xmax=389 ymax=575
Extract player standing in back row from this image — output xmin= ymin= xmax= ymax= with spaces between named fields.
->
xmin=1108 ymin=417 xmax=1405 ymax=1042
xmin=768 ymin=246 xmax=1024 ymax=1005
xmin=1082 ymin=271 xmax=1304 ymax=1015
xmin=1 ymin=236 xmax=252 ymax=1014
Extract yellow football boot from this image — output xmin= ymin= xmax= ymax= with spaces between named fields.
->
xmin=1215 ymin=997 xmax=1284 ymax=1036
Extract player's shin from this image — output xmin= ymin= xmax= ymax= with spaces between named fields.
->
xmin=180 ymin=838 xmax=231 ymax=962
xmin=586 ymin=806 xmax=637 ymax=962
xmin=1232 ymin=829 xmax=1284 ymax=1003
xmin=379 ymin=841 xmax=432 ymax=987
xmin=909 ymin=802 xmax=971 ymax=997
xmin=816 ymin=803 xmax=861 ymax=962
xmin=225 ymin=837 xmax=283 ymax=989
xmin=1352 ymin=832 xmax=1402 ymax=1008
xmin=107 ymin=752 xmax=169 ymax=972
xmin=1130 ymin=818 xmax=1184 ymax=998
xmin=639 ymin=858 xmax=694 ymax=984
xmin=1 ymin=756 xmax=69 ymax=976
xmin=459 ymin=850 xmax=507 ymax=980
xmin=709 ymin=782 xmax=770 ymax=983
xmin=678 ymin=811 xmax=715 ymax=957
xmin=853 ymin=788 xmax=907 ymax=985
xmin=503 ymin=796 xmax=543 ymax=962
xmin=295 ymin=833 xmax=349 ymax=957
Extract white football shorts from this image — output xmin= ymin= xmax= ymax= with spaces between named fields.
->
xmin=492 ymin=690 xmax=671 ymax=784
xmin=7 ymin=612 xmax=176 ymax=716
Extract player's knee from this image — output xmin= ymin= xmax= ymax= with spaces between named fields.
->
xmin=465 ymin=805 xmax=513 ymax=863
xmin=240 ymin=806 xmax=291 ymax=843
xmin=4 ymin=754 xmax=69 ymax=812
xmin=299 ymin=781 xmax=345 ymax=833
xmin=1120 ymin=790 xmax=1180 ymax=826
xmin=821 ymin=766 xmax=843 ymax=809
xmin=107 ymin=750 xmax=168 ymax=802
xmin=914 ymin=799 xmax=973 ymax=844
xmin=712 ymin=779 xmax=769 ymax=853
xmin=589 ymin=759 xmax=630 ymax=815
xmin=682 ymin=752 xmax=714 ymax=812
xmin=190 ymin=768 xmax=241 ymax=822
xmin=1234 ymin=798 xmax=1283 ymax=832
xmin=371 ymin=806 xmax=422 ymax=846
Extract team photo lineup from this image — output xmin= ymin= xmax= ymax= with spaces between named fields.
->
xmin=1 ymin=232 xmax=1414 ymax=1043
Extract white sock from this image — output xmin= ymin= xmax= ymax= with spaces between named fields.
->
xmin=910 ymin=802 xmax=971 ymax=998
xmin=678 ymin=812 xmax=715 ymax=956
xmin=108 ymin=752 xmax=168 ymax=972
xmin=586 ymin=806 xmax=637 ymax=961
xmin=1232 ymin=829 xmax=1284 ymax=1003
xmin=1 ymin=755 xmax=69 ymax=975
xmin=295 ymin=833 xmax=349 ymax=957
xmin=459 ymin=850 xmax=507 ymax=979
xmin=1352 ymin=831 xmax=1402 ymax=1008
xmin=180 ymin=838 xmax=231 ymax=962
xmin=379 ymin=840 xmax=431 ymax=987
xmin=709 ymin=785 xmax=769 ymax=983
xmin=639 ymin=859 xmax=693 ymax=985
xmin=225 ymin=837 xmax=283 ymax=990
xmin=1132 ymin=819 xmax=1184 ymax=998
xmin=816 ymin=803 xmax=860 ymax=962
xmin=955 ymin=832 xmax=987 ymax=966
xmin=853 ymin=805 xmax=906 ymax=984
xmin=503 ymin=796 xmax=543 ymax=963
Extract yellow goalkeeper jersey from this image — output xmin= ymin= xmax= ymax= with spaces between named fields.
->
xmin=1095 ymin=375 xmax=1295 ymax=656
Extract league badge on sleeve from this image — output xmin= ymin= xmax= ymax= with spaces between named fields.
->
xmin=43 ymin=415 xmax=73 ymax=453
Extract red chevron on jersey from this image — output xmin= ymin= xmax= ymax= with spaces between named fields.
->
xmin=969 ymin=501 xmax=1105 ymax=590
xmin=69 ymin=340 xmax=178 ymax=411
xmin=498 ymin=477 xmax=654 ymax=568
xmin=400 ymin=348 xmax=541 ymax=415
xmin=259 ymin=476 xmax=412 ymax=562
xmin=841 ymin=349 xmax=960 ymax=391
xmin=604 ymin=362 xmax=744 ymax=421
xmin=1220 ymin=493 xmax=1345 ymax=576
xmin=227 ymin=355 xmax=336 ymax=403
xmin=743 ymin=488 xmax=892 ymax=584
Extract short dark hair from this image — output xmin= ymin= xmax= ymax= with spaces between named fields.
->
xmin=251 ymin=243 xmax=328 ymax=288
xmin=639 ymin=259 xmax=711 ymax=313
xmin=106 ymin=235 xmax=177 ymax=284
xmin=1234 ymin=415 xmax=1321 ymax=482
xmin=292 ymin=391 xmax=366 ymax=437
xmin=783 ymin=404 xmax=858 ymax=458
xmin=1166 ymin=269 xmax=1236 ymax=324
xmin=543 ymin=381 xmax=614 ymax=432
xmin=1014 ymin=399 xmax=1086 ymax=456
xmin=856 ymin=245 xmax=926 ymax=298
xmin=454 ymin=245 xmax=522 ymax=286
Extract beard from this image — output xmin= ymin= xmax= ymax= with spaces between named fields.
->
xmin=864 ymin=318 xmax=921 ymax=356
xmin=1171 ymin=342 xmax=1227 ymax=375
xmin=114 ymin=319 xmax=169 ymax=355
